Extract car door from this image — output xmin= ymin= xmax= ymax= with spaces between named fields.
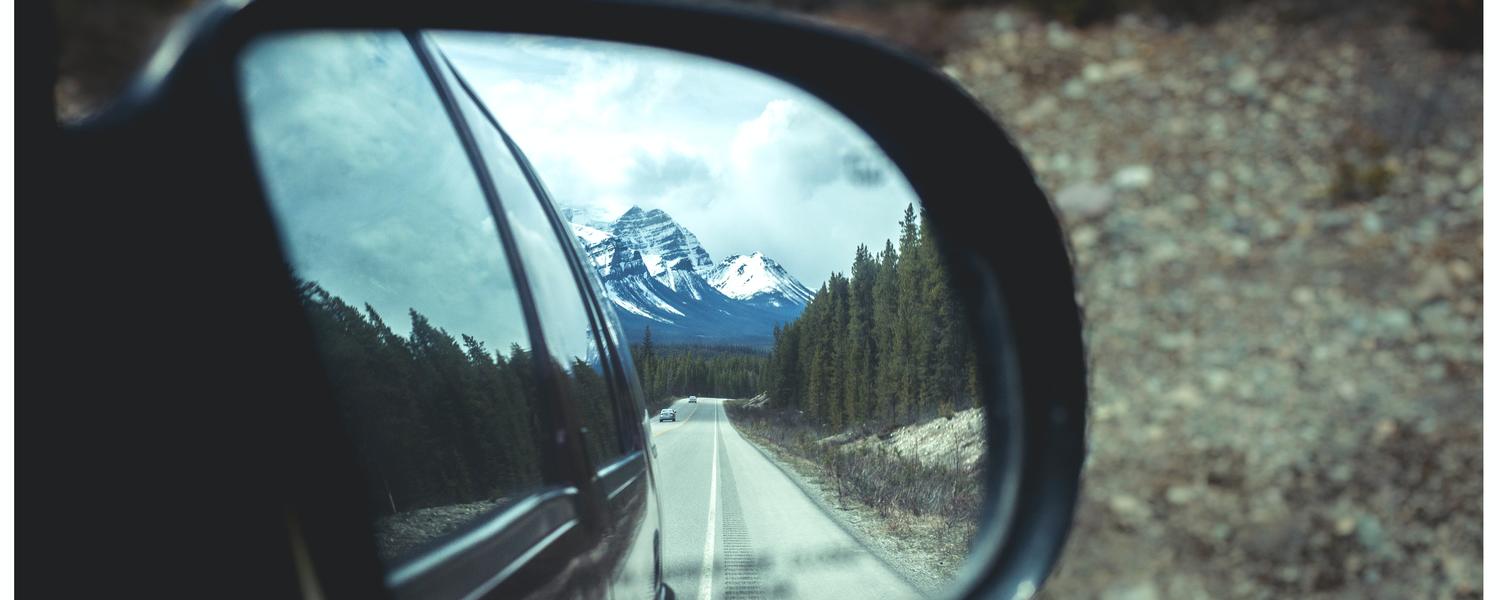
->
xmin=239 ymin=29 xmax=661 ymax=599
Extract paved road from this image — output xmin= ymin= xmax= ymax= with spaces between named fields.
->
xmin=650 ymin=398 xmax=921 ymax=600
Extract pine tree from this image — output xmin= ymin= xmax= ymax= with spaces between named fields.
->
xmin=873 ymin=239 xmax=900 ymax=428
xmin=895 ymin=204 xmax=926 ymax=422
xmin=844 ymin=244 xmax=877 ymax=430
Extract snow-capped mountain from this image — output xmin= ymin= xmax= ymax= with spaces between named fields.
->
xmin=561 ymin=204 xmax=813 ymax=346
xmin=707 ymin=252 xmax=816 ymax=309
xmin=609 ymin=206 xmax=715 ymax=276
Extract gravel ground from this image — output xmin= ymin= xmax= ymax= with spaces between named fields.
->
xmin=372 ymin=498 xmax=506 ymax=565
xmin=891 ymin=4 xmax=1482 ymax=599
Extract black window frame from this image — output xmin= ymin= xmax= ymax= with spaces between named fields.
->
xmin=355 ymin=30 xmax=626 ymax=600
xmin=427 ymin=35 xmax=651 ymax=502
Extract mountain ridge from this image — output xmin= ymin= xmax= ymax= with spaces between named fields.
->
xmin=561 ymin=204 xmax=813 ymax=346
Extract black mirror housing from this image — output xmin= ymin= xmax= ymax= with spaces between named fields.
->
xmin=29 ymin=2 xmax=1088 ymax=599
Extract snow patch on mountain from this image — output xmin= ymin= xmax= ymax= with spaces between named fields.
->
xmin=707 ymin=252 xmax=816 ymax=306
xmin=609 ymin=206 xmax=714 ymax=277
xmin=570 ymin=222 xmax=612 ymax=246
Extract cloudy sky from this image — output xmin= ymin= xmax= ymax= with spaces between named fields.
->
xmin=241 ymin=31 xmax=538 ymax=355
xmin=434 ymin=32 xmax=921 ymax=287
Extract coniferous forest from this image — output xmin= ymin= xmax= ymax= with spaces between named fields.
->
xmin=630 ymin=333 xmax=768 ymax=411
xmin=627 ymin=204 xmax=981 ymax=433
xmin=759 ymin=204 xmax=981 ymax=432
xmin=294 ymin=279 xmax=622 ymax=523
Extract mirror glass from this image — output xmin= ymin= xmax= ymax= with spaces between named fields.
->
xmin=240 ymin=30 xmax=997 ymax=599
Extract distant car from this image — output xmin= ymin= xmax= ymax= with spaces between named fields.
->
xmin=659 ymin=409 xmax=677 ymax=422
xmin=688 ymin=396 xmax=697 ymax=403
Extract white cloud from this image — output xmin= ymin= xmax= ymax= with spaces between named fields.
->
xmin=436 ymin=32 xmax=919 ymax=286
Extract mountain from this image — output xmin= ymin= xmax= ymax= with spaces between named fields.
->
xmin=609 ymin=206 xmax=715 ymax=276
xmin=707 ymin=252 xmax=816 ymax=309
xmin=561 ymin=205 xmax=814 ymax=347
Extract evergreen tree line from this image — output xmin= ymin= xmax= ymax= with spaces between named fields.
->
xmin=295 ymin=279 xmax=621 ymax=518
xmin=631 ymin=329 xmax=768 ymax=409
xmin=760 ymin=204 xmax=980 ymax=431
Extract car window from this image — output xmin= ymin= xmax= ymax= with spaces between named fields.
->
xmin=430 ymin=44 xmax=629 ymax=470
xmin=238 ymin=30 xmax=551 ymax=566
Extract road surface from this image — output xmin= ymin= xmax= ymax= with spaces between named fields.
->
xmin=650 ymin=397 xmax=921 ymax=600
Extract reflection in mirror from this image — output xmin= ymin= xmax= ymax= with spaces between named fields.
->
xmin=436 ymin=33 xmax=990 ymax=599
xmin=238 ymin=28 xmax=993 ymax=600
xmin=239 ymin=31 xmax=553 ymax=566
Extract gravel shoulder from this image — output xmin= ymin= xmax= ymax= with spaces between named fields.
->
xmin=726 ymin=416 xmax=973 ymax=598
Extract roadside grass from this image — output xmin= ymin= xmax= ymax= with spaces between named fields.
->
xmin=724 ymin=400 xmax=982 ymax=584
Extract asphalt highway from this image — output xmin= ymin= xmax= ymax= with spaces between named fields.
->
xmin=650 ymin=398 xmax=920 ymax=600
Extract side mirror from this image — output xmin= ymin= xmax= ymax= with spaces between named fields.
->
xmin=38 ymin=2 xmax=1087 ymax=599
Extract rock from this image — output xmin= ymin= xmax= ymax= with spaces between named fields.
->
xmin=1167 ymin=384 xmax=1203 ymax=408
xmin=1427 ymin=148 xmax=1460 ymax=169
xmin=1047 ymin=23 xmax=1077 ymax=49
xmin=1076 ymin=155 xmax=1100 ymax=179
xmin=1457 ymin=165 xmax=1480 ymax=190
xmin=1101 ymin=581 xmax=1159 ymax=600
xmin=1228 ymin=66 xmax=1260 ymax=95
xmin=1108 ymin=59 xmax=1144 ymax=79
xmin=1113 ymin=165 xmax=1154 ymax=189
xmin=1447 ymin=259 xmax=1475 ymax=283
xmin=1243 ymin=517 xmax=1308 ymax=563
xmin=1270 ymin=93 xmax=1292 ymax=113
xmin=1156 ymin=331 xmax=1195 ymax=350
xmin=1205 ymin=88 xmax=1228 ymax=106
xmin=1083 ymin=63 xmax=1108 ymax=82
xmin=1423 ymin=176 xmax=1454 ymax=199
xmin=1340 ymin=380 xmax=1361 ymax=401
xmin=1292 ymin=286 xmax=1316 ymax=305
xmin=1166 ymin=485 xmax=1197 ymax=505
xmin=1335 ymin=514 xmax=1357 ymax=536
xmin=1051 ymin=152 xmax=1073 ymax=172
xmin=991 ymin=11 xmax=1015 ymax=32
xmin=1208 ymin=170 xmax=1230 ymax=191
xmin=1109 ymin=494 xmax=1151 ymax=524
xmin=1414 ymin=343 xmax=1435 ymax=362
xmin=1376 ymin=308 xmax=1413 ymax=331
xmin=1063 ymin=78 xmax=1089 ymax=99
xmin=1072 ymin=225 xmax=1100 ymax=248
xmin=1356 ymin=515 xmax=1391 ymax=556
xmin=1165 ymin=575 xmax=1210 ymax=599
xmin=1015 ymin=95 xmax=1058 ymax=126
xmin=1056 ymin=181 xmax=1116 ymax=219
xmin=1406 ymin=267 xmax=1454 ymax=305
xmin=1205 ymin=369 xmax=1231 ymax=393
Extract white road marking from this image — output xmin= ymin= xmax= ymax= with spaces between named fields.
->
xmin=697 ymin=403 xmax=720 ymax=600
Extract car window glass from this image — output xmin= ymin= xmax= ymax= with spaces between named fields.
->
xmin=431 ymin=44 xmax=628 ymax=468
xmin=238 ymin=30 xmax=550 ymax=566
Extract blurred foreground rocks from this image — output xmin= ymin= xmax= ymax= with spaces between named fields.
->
xmin=927 ymin=3 xmax=1480 ymax=599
